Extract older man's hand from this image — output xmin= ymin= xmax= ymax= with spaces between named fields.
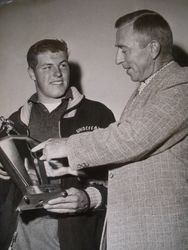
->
xmin=31 ymin=138 xmax=68 ymax=161
xmin=44 ymin=160 xmax=84 ymax=177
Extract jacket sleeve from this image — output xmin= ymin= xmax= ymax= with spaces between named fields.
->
xmin=82 ymin=102 xmax=115 ymax=210
xmin=85 ymin=183 xmax=107 ymax=210
xmin=67 ymin=83 xmax=188 ymax=170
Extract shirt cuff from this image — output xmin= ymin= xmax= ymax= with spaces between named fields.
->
xmin=85 ymin=186 xmax=102 ymax=209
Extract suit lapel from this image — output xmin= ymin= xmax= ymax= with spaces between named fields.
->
xmin=119 ymin=61 xmax=181 ymax=123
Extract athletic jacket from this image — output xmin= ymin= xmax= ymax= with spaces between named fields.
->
xmin=0 ymin=87 xmax=115 ymax=250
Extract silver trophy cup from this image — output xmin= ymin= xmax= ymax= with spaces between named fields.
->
xmin=0 ymin=116 xmax=66 ymax=210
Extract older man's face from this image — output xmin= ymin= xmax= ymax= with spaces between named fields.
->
xmin=115 ymin=24 xmax=154 ymax=82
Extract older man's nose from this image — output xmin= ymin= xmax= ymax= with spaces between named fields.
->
xmin=116 ymin=48 xmax=125 ymax=65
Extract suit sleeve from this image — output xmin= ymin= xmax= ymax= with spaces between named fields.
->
xmin=67 ymin=83 xmax=188 ymax=170
xmin=84 ymin=104 xmax=115 ymax=209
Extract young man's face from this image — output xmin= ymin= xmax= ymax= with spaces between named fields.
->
xmin=115 ymin=24 xmax=154 ymax=82
xmin=28 ymin=50 xmax=70 ymax=103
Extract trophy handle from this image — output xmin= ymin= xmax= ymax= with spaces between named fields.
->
xmin=0 ymin=135 xmax=50 ymax=194
xmin=25 ymin=137 xmax=49 ymax=185
xmin=0 ymin=136 xmax=33 ymax=192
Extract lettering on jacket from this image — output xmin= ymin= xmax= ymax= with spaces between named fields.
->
xmin=76 ymin=125 xmax=99 ymax=134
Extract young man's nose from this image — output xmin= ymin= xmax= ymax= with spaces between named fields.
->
xmin=116 ymin=48 xmax=125 ymax=65
xmin=54 ymin=67 xmax=62 ymax=77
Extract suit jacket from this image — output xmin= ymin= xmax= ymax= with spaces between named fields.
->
xmin=67 ymin=62 xmax=188 ymax=250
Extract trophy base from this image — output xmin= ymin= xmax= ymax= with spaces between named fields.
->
xmin=18 ymin=184 xmax=67 ymax=211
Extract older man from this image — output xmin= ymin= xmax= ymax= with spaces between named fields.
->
xmin=33 ymin=10 xmax=188 ymax=250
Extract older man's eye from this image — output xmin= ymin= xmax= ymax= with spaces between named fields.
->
xmin=42 ymin=65 xmax=51 ymax=70
xmin=122 ymin=50 xmax=127 ymax=55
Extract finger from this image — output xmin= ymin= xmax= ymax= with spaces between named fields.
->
xmin=44 ymin=207 xmax=76 ymax=213
xmin=49 ymin=160 xmax=63 ymax=169
xmin=67 ymin=168 xmax=83 ymax=176
xmin=40 ymin=149 xmax=52 ymax=161
xmin=44 ymin=161 xmax=78 ymax=177
xmin=0 ymin=171 xmax=10 ymax=180
xmin=39 ymin=155 xmax=46 ymax=161
xmin=44 ymin=198 xmax=78 ymax=209
xmin=45 ymin=190 xmax=68 ymax=204
xmin=0 ymin=175 xmax=10 ymax=180
xmin=0 ymin=168 xmax=9 ymax=176
xmin=46 ymin=166 xmax=84 ymax=177
xmin=44 ymin=195 xmax=83 ymax=213
xmin=45 ymin=160 xmax=64 ymax=170
xmin=66 ymin=187 xmax=76 ymax=195
xmin=46 ymin=196 xmax=73 ymax=205
xmin=31 ymin=141 xmax=46 ymax=152
xmin=45 ymin=167 xmax=69 ymax=177
xmin=0 ymin=167 xmax=10 ymax=180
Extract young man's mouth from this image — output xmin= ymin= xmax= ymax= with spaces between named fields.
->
xmin=50 ymin=80 xmax=64 ymax=85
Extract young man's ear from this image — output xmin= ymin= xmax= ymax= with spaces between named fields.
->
xmin=148 ymin=40 xmax=161 ymax=59
xmin=28 ymin=67 xmax=36 ymax=81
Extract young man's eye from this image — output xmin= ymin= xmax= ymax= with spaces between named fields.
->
xmin=60 ymin=63 xmax=68 ymax=68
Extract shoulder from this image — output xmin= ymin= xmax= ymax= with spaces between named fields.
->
xmin=153 ymin=62 xmax=188 ymax=98
xmin=81 ymin=98 xmax=115 ymax=122
xmin=164 ymin=62 xmax=188 ymax=85
xmin=8 ymin=107 xmax=28 ymax=135
xmin=83 ymin=98 xmax=114 ymax=114
xmin=8 ymin=108 xmax=22 ymax=123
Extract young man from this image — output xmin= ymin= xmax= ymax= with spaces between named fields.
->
xmin=0 ymin=39 xmax=115 ymax=250
xmin=34 ymin=10 xmax=188 ymax=250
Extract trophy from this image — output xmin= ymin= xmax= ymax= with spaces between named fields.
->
xmin=0 ymin=116 xmax=67 ymax=211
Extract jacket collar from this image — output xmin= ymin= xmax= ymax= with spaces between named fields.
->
xmin=20 ymin=86 xmax=84 ymax=125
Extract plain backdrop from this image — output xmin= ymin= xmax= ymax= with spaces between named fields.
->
xmin=0 ymin=0 xmax=188 ymax=119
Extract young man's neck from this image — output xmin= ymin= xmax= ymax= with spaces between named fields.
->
xmin=38 ymin=95 xmax=63 ymax=105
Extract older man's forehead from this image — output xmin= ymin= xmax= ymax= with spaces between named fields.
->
xmin=115 ymin=24 xmax=137 ymax=47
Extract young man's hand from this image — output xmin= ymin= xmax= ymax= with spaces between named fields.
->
xmin=43 ymin=187 xmax=90 ymax=214
xmin=0 ymin=163 xmax=10 ymax=180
